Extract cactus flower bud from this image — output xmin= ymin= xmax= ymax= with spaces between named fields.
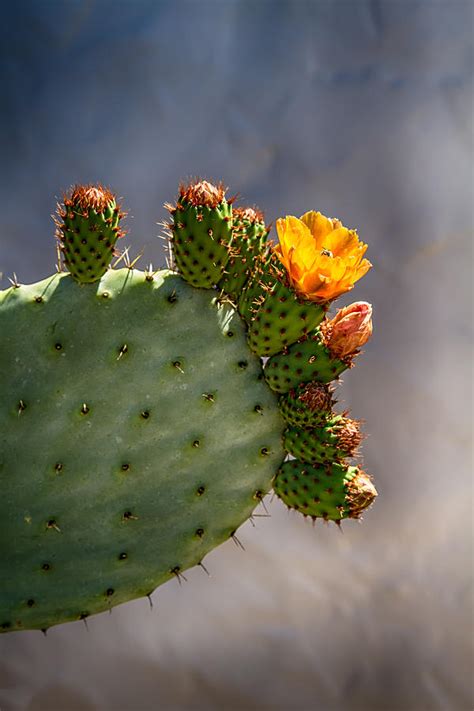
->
xmin=324 ymin=301 xmax=373 ymax=360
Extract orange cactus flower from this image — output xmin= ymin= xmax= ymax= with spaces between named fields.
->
xmin=274 ymin=211 xmax=372 ymax=302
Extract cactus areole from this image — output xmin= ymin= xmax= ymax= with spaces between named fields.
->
xmin=0 ymin=180 xmax=377 ymax=633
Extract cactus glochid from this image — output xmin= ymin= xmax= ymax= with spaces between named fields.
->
xmin=0 ymin=179 xmax=377 ymax=633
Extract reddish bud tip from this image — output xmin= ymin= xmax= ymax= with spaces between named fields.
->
xmin=64 ymin=184 xmax=117 ymax=214
xmin=324 ymin=301 xmax=373 ymax=360
xmin=179 ymin=179 xmax=226 ymax=208
xmin=233 ymin=206 xmax=265 ymax=224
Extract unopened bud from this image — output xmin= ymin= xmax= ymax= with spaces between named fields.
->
xmin=325 ymin=301 xmax=373 ymax=360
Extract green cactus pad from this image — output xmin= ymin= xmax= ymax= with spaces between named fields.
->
xmin=279 ymin=382 xmax=335 ymax=428
xmin=0 ymin=269 xmax=284 ymax=632
xmin=169 ymin=191 xmax=233 ymax=289
xmin=264 ymin=330 xmax=347 ymax=393
xmin=238 ymin=248 xmax=277 ymax=323
xmin=283 ymin=417 xmax=361 ymax=465
xmin=273 ymin=459 xmax=375 ymax=521
xmin=56 ymin=186 xmax=123 ymax=284
xmin=247 ymin=279 xmax=325 ymax=357
xmin=218 ymin=208 xmax=268 ymax=299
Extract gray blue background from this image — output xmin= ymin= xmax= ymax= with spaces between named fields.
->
xmin=0 ymin=1 xmax=472 ymax=709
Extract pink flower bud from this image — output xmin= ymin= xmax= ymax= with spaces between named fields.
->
xmin=326 ymin=301 xmax=373 ymax=360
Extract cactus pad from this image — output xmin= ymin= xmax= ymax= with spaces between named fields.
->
xmin=265 ymin=330 xmax=347 ymax=393
xmin=55 ymin=185 xmax=124 ymax=283
xmin=247 ymin=279 xmax=325 ymax=357
xmin=168 ymin=182 xmax=233 ymax=289
xmin=278 ymin=382 xmax=335 ymax=428
xmin=273 ymin=459 xmax=376 ymax=521
xmin=283 ymin=416 xmax=361 ymax=466
xmin=218 ymin=208 xmax=268 ymax=299
xmin=0 ymin=269 xmax=284 ymax=632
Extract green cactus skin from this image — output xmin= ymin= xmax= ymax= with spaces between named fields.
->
xmin=0 ymin=268 xmax=285 ymax=633
xmin=218 ymin=208 xmax=268 ymax=300
xmin=247 ymin=279 xmax=325 ymax=358
xmin=279 ymin=382 xmax=335 ymax=428
xmin=56 ymin=185 xmax=123 ymax=284
xmin=168 ymin=183 xmax=233 ymax=289
xmin=273 ymin=459 xmax=376 ymax=521
xmin=237 ymin=248 xmax=277 ymax=322
xmin=282 ymin=416 xmax=361 ymax=465
xmin=264 ymin=330 xmax=347 ymax=394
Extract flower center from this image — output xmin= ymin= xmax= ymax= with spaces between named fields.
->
xmin=321 ymin=248 xmax=333 ymax=258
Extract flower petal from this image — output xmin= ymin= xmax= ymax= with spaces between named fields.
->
xmin=300 ymin=211 xmax=334 ymax=244
xmin=274 ymin=211 xmax=372 ymax=302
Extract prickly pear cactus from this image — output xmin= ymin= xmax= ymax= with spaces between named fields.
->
xmin=1 ymin=179 xmax=378 ymax=634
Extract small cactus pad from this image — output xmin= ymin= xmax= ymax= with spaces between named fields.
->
xmin=279 ymin=382 xmax=335 ymax=428
xmin=283 ymin=417 xmax=362 ymax=465
xmin=167 ymin=180 xmax=233 ymax=289
xmin=264 ymin=330 xmax=347 ymax=393
xmin=273 ymin=459 xmax=377 ymax=521
xmin=237 ymin=249 xmax=275 ymax=322
xmin=247 ymin=273 xmax=325 ymax=357
xmin=0 ymin=269 xmax=284 ymax=632
xmin=218 ymin=207 xmax=268 ymax=299
xmin=56 ymin=185 xmax=124 ymax=283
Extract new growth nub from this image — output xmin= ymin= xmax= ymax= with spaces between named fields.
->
xmin=55 ymin=184 xmax=125 ymax=283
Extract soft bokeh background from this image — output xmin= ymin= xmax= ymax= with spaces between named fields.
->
xmin=0 ymin=1 xmax=472 ymax=709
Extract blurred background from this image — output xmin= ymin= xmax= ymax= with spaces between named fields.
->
xmin=0 ymin=1 xmax=472 ymax=709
